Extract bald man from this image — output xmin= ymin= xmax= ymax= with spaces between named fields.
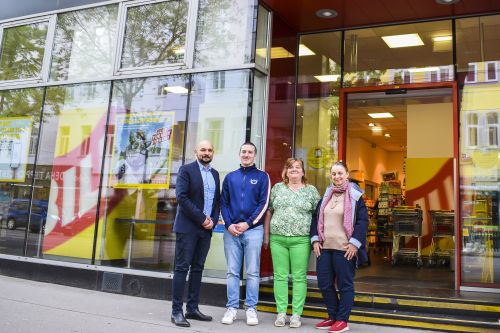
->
xmin=171 ymin=140 xmax=221 ymax=327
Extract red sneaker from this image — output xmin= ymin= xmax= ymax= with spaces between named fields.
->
xmin=328 ymin=320 xmax=349 ymax=333
xmin=315 ymin=318 xmax=335 ymax=330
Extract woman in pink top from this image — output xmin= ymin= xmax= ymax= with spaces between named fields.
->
xmin=309 ymin=161 xmax=368 ymax=333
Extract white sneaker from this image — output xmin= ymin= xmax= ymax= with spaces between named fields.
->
xmin=246 ymin=308 xmax=259 ymax=326
xmin=274 ymin=313 xmax=287 ymax=327
xmin=221 ymin=307 xmax=237 ymax=325
xmin=289 ymin=314 xmax=301 ymax=328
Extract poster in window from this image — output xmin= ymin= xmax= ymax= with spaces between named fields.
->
xmin=0 ymin=117 xmax=32 ymax=182
xmin=110 ymin=112 xmax=174 ymax=189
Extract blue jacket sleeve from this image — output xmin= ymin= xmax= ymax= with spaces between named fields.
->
xmin=245 ymin=173 xmax=270 ymax=228
xmin=310 ymin=199 xmax=322 ymax=243
xmin=210 ymin=170 xmax=221 ymax=229
xmin=220 ymin=176 xmax=233 ymax=229
xmin=175 ymin=165 xmax=205 ymax=225
xmin=351 ymin=199 xmax=368 ymax=247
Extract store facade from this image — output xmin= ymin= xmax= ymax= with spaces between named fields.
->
xmin=0 ymin=0 xmax=499 ymax=304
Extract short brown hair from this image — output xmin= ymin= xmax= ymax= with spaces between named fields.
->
xmin=282 ymin=158 xmax=307 ymax=185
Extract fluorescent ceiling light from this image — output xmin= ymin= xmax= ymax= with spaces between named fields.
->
xmin=382 ymin=33 xmax=424 ymax=48
xmin=408 ymin=66 xmax=440 ymax=73
xmin=314 ymin=74 xmax=340 ymax=82
xmin=256 ymin=47 xmax=294 ymax=59
xmin=384 ymin=133 xmax=391 ymax=138
xmin=371 ymin=127 xmax=383 ymax=131
xmin=369 ymin=112 xmax=394 ymax=119
xmin=299 ymin=44 xmax=315 ymax=56
xmin=163 ymin=86 xmax=188 ymax=94
xmin=368 ymin=123 xmax=375 ymax=127
xmin=433 ymin=36 xmax=452 ymax=42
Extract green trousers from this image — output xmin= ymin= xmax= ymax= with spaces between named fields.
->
xmin=270 ymin=234 xmax=311 ymax=315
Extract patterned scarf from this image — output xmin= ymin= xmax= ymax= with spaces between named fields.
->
xmin=317 ymin=181 xmax=354 ymax=242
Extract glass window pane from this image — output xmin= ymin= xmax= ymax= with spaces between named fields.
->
xmin=194 ymin=0 xmax=255 ymax=67
xmin=99 ymin=75 xmax=188 ymax=271
xmin=0 ymin=88 xmax=43 ymax=255
xmin=296 ymin=31 xmax=342 ymax=194
xmin=255 ymin=5 xmax=270 ymax=69
xmin=250 ymin=70 xmax=267 ymax=167
xmin=120 ymin=1 xmax=188 ymax=69
xmin=343 ymin=21 xmax=453 ymax=87
xmin=28 ymin=82 xmax=111 ymax=261
xmin=50 ymin=5 xmax=118 ymax=81
xmin=0 ymin=22 xmax=48 ymax=81
xmin=457 ymin=14 xmax=500 ymax=287
xmin=185 ymin=70 xmax=251 ymax=277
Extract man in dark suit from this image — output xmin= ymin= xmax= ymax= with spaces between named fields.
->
xmin=171 ymin=140 xmax=221 ymax=327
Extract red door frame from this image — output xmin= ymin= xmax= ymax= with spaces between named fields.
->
xmin=339 ymin=81 xmax=461 ymax=290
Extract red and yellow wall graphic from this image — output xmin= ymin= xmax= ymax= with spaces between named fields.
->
xmin=43 ymin=104 xmax=171 ymax=260
xmin=43 ymin=106 xmax=108 ymax=258
xmin=405 ymin=158 xmax=455 ymax=254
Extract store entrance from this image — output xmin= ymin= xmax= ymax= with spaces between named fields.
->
xmin=344 ymin=86 xmax=457 ymax=293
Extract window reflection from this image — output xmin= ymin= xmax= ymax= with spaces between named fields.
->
xmin=185 ymin=70 xmax=252 ymax=278
xmin=194 ymin=0 xmax=255 ymax=67
xmin=0 ymin=88 xmax=43 ymax=256
xmin=296 ymin=32 xmax=342 ymax=194
xmin=457 ymin=14 xmax=500 ymax=286
xmin=343 ymin=21 xmax=453 ymax=87
xmin=50 ymin=5 xmax=118 ymax=81
xmin=27 ymin=82 xmax=111 ymax=261
xmin=98 ymin=76 xmax=188 ymax=271
xmin=120 ymin=1 xmax=188 ymax=69
xmin=0 ymin=22 xmax=48 ymax=81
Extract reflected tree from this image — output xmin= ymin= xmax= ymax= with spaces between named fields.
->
xmin=121 ymin=0 xmax=188 ymax=68
xmin=194 ymin=0 xmax=246 ymax=67
xmin=0 ymin=22 xmax=48 ymax=81
xmin=50 ymin=5 xmax=118 ymax=81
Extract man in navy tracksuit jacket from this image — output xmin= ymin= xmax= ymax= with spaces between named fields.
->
xmin=220 ymin=142 xmax=270 ymax=326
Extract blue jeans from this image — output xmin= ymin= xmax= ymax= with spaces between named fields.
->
xmin=224 ymin=225 xmax=264 ymax=309
xmin=316 ymin=249 xmax=356 ymax=322
xmin=171 ymin=231 xmax=211 ymax=314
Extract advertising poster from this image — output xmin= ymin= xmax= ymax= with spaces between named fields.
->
xmin=111 ymin=112 xmax=174 ymax=189
xmin=0 ymin=117 xmax=32 ymax=182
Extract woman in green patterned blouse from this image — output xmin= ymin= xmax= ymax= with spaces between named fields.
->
xmin=264 ymin=158 xmax=320 ymax=328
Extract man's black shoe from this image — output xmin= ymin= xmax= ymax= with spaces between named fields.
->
xmin=185 ymin=309 xmax=213 ymax=321
xmin=171 ymin=312 xmax=190 ymax=327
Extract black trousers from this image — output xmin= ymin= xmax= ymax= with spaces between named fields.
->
xmin=171 ymin=231 xmax=211 ymax=314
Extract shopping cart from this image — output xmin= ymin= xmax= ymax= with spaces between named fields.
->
xmin=428 ymin=210 xmax=455 ymax=266
xmin=391 ymin=206 xmax=423 ymax=268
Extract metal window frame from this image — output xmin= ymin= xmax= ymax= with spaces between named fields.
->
xmin=485 ymin=110 xmax=500 ymax=148
xmin=464 ymin=62 xmax=478 ymax=83
xmin=253 ymin=5 xmax=271 ymax=75
xmin=485 ymin=61 xmax=498 ymax=82
xmin=0 ymin=15 xmax=56 ymax=88
xmin=113 ymin=0 xmax=198 ymax=76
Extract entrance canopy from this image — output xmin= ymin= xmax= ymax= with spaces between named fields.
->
xmin=261 ymin=0 xmax=500 ymax=32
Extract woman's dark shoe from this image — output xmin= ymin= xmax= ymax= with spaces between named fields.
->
xmin=185 ymin=309 xmax=213 ymax=321
xmin=171 ymin=312 xmax=190 ymax=327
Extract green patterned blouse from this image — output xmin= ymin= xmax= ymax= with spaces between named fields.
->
xmin=269 ymin=182 xmax=320 ymax=236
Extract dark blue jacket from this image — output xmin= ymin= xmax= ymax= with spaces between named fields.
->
xmin=221 ymin=164 xmax=270 ymax=229
xmin=310 ymin=183 xmax=369 ymax=265
xmin=173 ymin=161 xmax=221 ymax=234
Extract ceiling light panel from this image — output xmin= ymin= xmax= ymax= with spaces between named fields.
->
xmin=381 ymin=33 xmax=424 ymax=48
xmin=368 ymin=112 xmax=394 ymax=119
xmin=314 ymin=74 xmax=340 ymax=82
xmin=299 ymin=44 xmax=315 ymax=56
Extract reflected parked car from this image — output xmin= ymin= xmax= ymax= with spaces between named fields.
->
xmin=6 ymin=199 xmax=48 ymax=232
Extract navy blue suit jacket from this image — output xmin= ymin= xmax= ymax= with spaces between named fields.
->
xmin=173 ymin=161 xmax=221 ymax=234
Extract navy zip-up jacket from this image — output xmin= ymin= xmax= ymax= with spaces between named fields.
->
xmin=221 ymin=164 xmax=270 ymax=229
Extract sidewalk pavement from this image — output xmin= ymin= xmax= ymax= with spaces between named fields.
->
xmin=0 ymin=275 xmax=442 ymax=333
